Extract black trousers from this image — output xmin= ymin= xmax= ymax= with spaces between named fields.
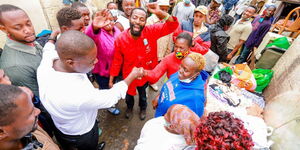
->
xmin=126 ymin=83 xmax=148 ymax=110
xmin=53 ymin=121 xmax=99 ymax=150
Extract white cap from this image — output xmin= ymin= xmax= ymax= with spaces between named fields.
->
xmin=157 ymin=0 xmax=170 ymax=6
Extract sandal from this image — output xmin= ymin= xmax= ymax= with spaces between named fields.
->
xmin=107 ymin=107 xmax=120 ymax=115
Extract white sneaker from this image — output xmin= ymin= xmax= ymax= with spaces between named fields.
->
xmin=150 ymin=83 xmax=159 ymax=92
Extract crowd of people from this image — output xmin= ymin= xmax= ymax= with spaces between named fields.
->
xmin=0 ymin=0 xmax=277 ymax=149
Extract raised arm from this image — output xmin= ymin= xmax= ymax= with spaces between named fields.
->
xmin=146 ymin=2 xmax=179 ymax=39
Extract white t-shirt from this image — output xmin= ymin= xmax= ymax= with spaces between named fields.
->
xmin=117 ymin=15 xmax=130 ymax=30
xmin=37 ymin=42 xmax=128 ymax=135
xmin=172 ymin=2 xmax=195 ymax=23
xmin=134 ymin=117 xmax=188 ymax=150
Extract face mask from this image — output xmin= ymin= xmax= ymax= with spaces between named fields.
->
xmin=184 ymin=0 xmax=191 ymax=4
xmin=179 ymin=73 xmax=199 ymax=83
xmin=175 ymin=51 xmax=188 ymax=59
xmin=110 ymin=9 xmax=119 ymax=17
xmin=179 ymin=78 xmax=193 ymax=83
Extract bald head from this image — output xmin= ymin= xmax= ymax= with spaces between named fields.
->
xmin=56 ymin=30 xmax=95 ymax=59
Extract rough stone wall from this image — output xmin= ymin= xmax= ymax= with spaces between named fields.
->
xmin=263 ymin=36 xmax=300 ymax=101
xmin=263 ymin=36 xmax=300 ymax=150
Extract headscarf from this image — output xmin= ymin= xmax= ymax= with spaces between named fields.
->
xmin=164 ymin=104 xmax=200 ymax=145
xmin=259 ymin=4 xmax=276 ymax=23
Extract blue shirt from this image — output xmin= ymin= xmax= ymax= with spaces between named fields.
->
xmin=155 ymin=71 xmax=209 ymax=117
xmin=223 ymin=0 xmax=239 ymax=10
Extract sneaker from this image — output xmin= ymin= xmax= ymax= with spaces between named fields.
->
xmin=150 ymin=83 xmax=159 ymax=92
xmin=107 ymin=107 xmax=120 ymax=115
xmin=139 ymin=110 xmax=146 ymax=120
xmin=97 ymin=141 xmax=105 ymax=150
xmin=125 ymin=108 xmax=133 ymax=119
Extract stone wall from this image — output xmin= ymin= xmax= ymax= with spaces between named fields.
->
xmin=263 ymin=36 xmax=300 ymax=149
xmin=263 ymin=36 xmax=300 ymax=101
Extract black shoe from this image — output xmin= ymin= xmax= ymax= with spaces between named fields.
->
xmin=139 ymin=110 xmax=146 ymax=120
xmin=125 ymin=108 xmax=133 ymax=119
xmin=97 ymin=141 xmax=105 ymax=150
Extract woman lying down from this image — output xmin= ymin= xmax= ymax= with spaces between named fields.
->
xmin=134 ymin=104 xmax=254 ymax=150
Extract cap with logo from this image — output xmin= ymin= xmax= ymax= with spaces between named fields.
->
xmin=194 ymin=5 xmax=208 ymax=15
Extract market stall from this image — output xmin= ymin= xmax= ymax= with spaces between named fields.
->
xmin=205 ymin=63 xmax=274 ymax=149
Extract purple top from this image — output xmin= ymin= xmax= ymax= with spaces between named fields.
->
xmin=244 ymin=16 xmax=273 ymax=49
xmin=85 ymin=25 xmax=121 ymax=77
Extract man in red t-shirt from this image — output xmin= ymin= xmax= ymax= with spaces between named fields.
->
xmin=109 ymin=2 xmax=179 ymax=120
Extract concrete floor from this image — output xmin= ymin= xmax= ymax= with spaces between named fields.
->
xmin=97 ymin=80 xmax=163 ymax=150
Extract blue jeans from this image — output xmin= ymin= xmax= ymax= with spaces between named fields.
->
xmin=235 ymin=45 xmax=251 ymax=64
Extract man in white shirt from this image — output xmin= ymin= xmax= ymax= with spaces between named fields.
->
xmin=172 ymin=0 xmax=195 ymax=23
xmin=37 ymin=29 xmax=143 ymax=149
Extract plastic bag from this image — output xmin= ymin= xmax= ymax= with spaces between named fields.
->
xmin=266 ymin=37 xmax=290 ymax=50
xmin=252 ymin=69 xmax=274 ymax=93
xmin=230 ymin=64 xmax=257 ymax=91
xmin=213 ymin=67 xmax=233 ymax=79
xmin=203 ymin=50 xmax=219 ymax=72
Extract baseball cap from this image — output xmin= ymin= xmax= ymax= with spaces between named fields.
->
xmin=157 ymin=0 xmax=170 ymax=6
xmin=194 ymin=5 xmax=208 ymax=15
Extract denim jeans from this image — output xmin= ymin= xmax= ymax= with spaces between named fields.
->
xmin=235 ymin=45 xmax=251 ymax=64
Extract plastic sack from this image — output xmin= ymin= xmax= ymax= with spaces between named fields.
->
xmin=230 ymin=64 xmax=257 ymax=91
xmin=266 ymin=37 xmax=291 ymax=50
xmin=213 ymin=67 xmax=233 ymax=79
xmin=203 ymin=50 xmax=219 ymax=72
xmin=252 ymin=69 xmax=274 ymax=93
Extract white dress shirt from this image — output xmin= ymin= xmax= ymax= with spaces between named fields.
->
xmin=37 ymin=42 xmax=128 ymax=135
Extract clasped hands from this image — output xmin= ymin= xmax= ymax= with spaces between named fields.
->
xmin=130 ymin=67 xmax=148 ymax=80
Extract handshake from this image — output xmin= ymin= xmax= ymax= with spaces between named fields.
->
xmin=130 ymin=67 xmax=148 ymax=80
xmin=109 ymin=67 xmax=149 ymax=88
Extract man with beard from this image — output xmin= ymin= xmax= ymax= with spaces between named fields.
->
xmin=109 ymin=3 xmax=179 ymax=120
xmin=116 ymin=0 xmax=135 ymax=31
xmin=0 ymin=4 xmax=42 ymax=97
xmin=0 ymin=84 xmax=59 ymax=150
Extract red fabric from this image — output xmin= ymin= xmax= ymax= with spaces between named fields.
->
xmin=146 ymin=40 xmax=210 ymax=84
xmin=146 ymin=53 xmax=181 ymax=84
xmin=173 ymin=25 xmax=210 ymax=55
xmin=110 ymin=17 xmax=179 ymax=95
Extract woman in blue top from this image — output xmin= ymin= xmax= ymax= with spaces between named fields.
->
xmin=153 ymin=52 xmax=209 ymax=117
